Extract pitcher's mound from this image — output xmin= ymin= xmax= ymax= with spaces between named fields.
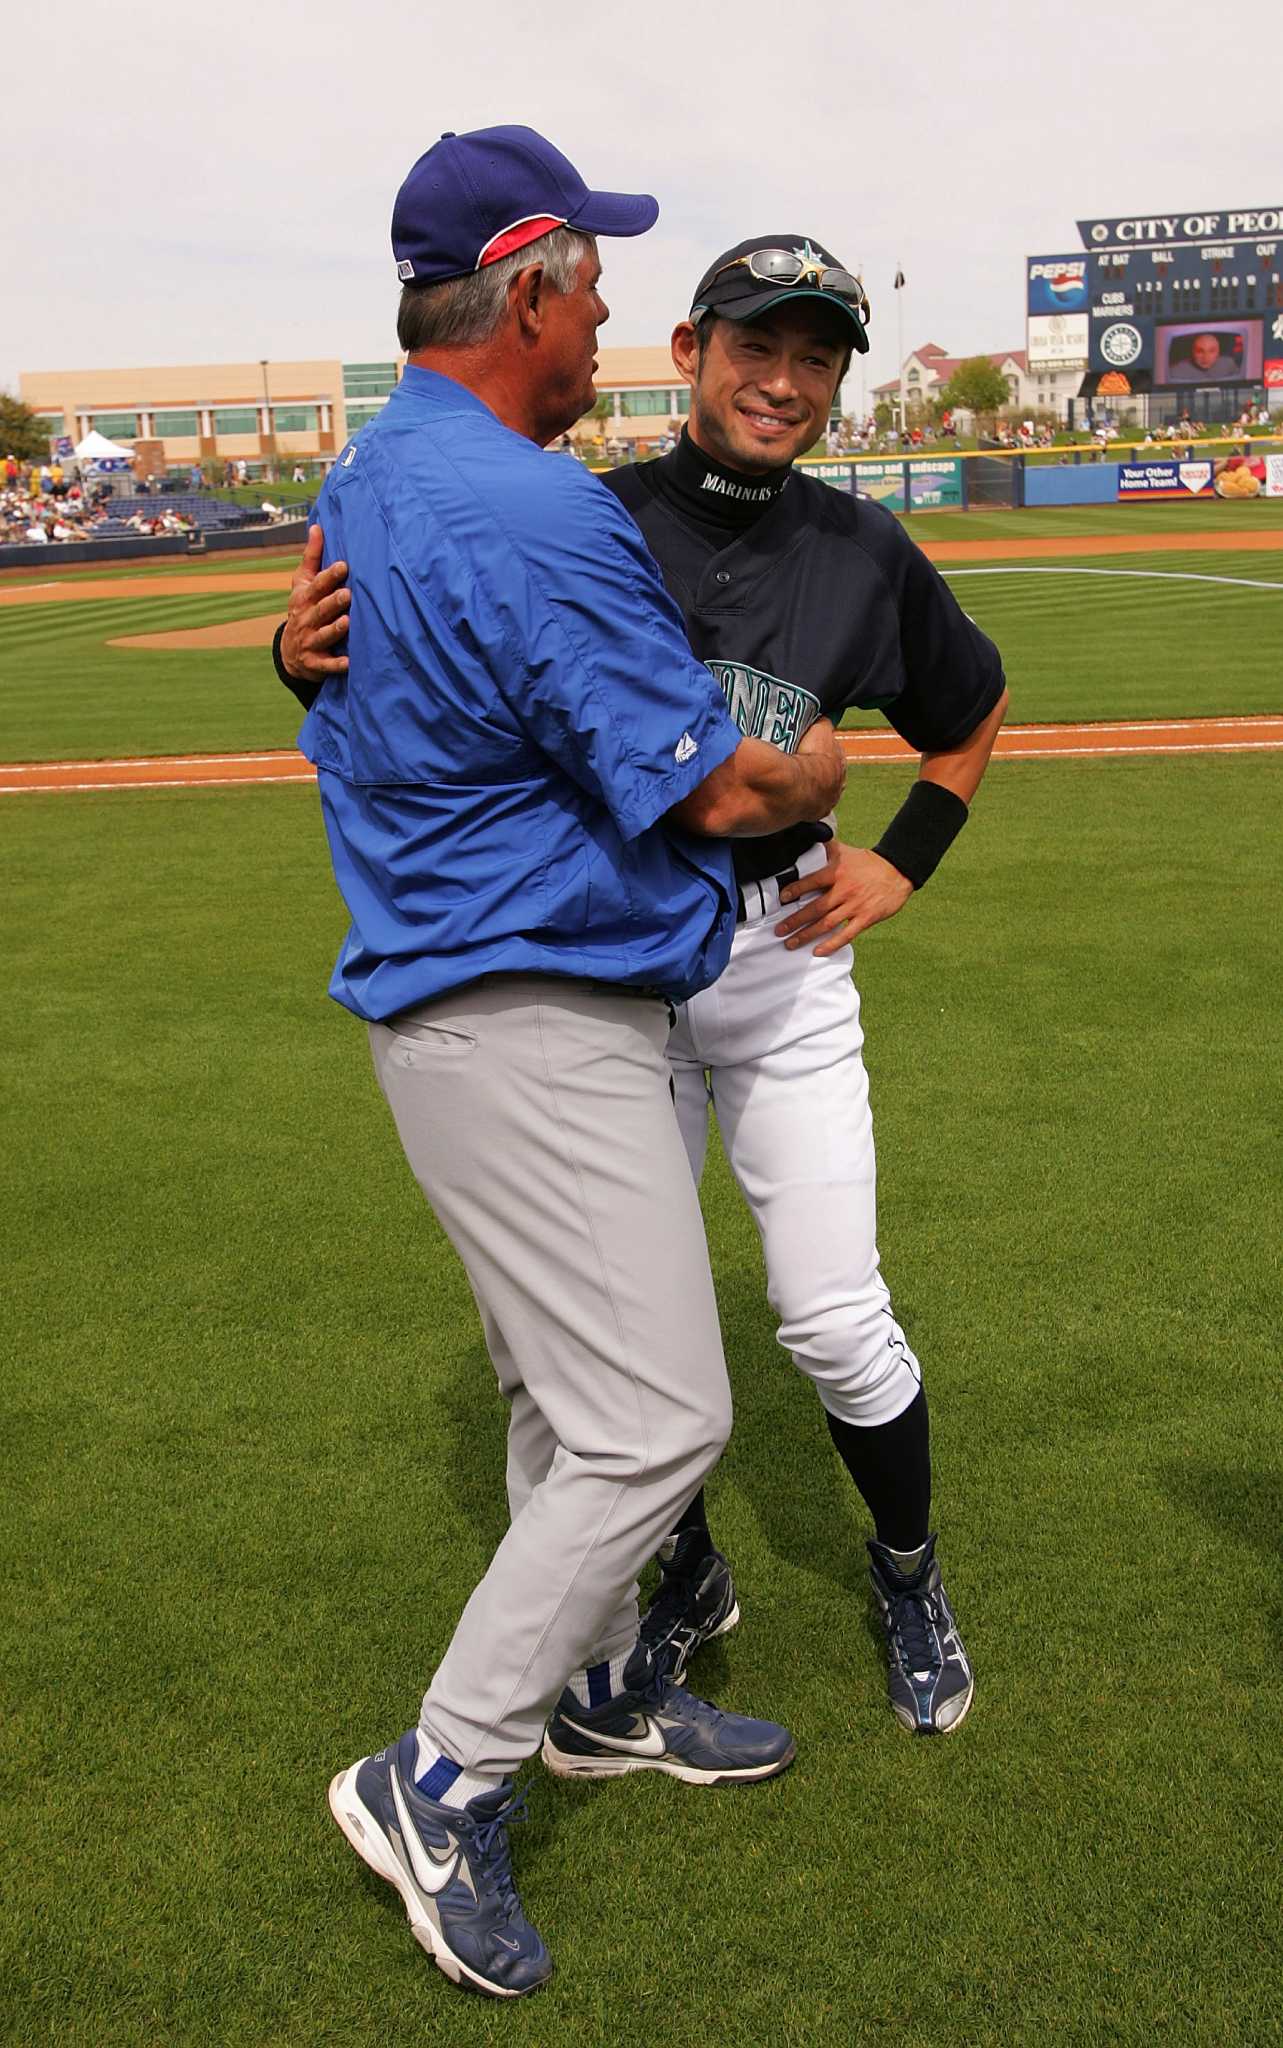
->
xmin=109 ymin=616 xmax=281 ymax=651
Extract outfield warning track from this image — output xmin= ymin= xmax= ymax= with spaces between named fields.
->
xmin=4 ymin=716 xmax=1282 ymax=794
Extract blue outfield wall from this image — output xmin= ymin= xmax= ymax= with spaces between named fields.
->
xmin=1024 ymin=464 xmax=1119 ymax=507
xmin=0 ymin=517 xmax=309 ymax=573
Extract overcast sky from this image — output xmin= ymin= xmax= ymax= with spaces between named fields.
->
xmin=5 ymin=0 xmax=1279 ymax=406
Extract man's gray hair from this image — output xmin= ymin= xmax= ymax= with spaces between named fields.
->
xmin=397 ymin=227 xmax=594 ymax=353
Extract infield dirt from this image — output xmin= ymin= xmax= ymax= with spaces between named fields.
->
xmin=4 ymin=716 xmax=1282 ymax=793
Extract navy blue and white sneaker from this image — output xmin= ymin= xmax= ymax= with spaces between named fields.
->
xmin=867 ymin=1534 xmax=974 ymax=1736
xmin=327 ymin=1734 xmax=552 ymax=1998
xmin=541 ymin=1641 xmax=794 ymax=1785
xmin=638 ymin=1529 xmax=740 ymax=1681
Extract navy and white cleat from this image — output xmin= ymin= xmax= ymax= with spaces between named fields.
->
xmin=867 ymin=1534 xmax=974 ymax=1736
xmin=327 ymin=1734 xmax=552 ymax=1998
xmin=541 ymin=1642 xmax=794 ymax=1785
xmin=638 ymin=1530 xmax=740 ymax=1682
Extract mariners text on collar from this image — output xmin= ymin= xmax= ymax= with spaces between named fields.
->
xmin=700 ymin=473 xmax=785 ymax=503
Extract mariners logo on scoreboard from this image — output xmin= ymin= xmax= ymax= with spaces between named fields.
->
xmin=708 ymin=662 xmax=822 ymax=753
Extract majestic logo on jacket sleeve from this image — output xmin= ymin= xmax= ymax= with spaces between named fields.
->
xmin=707 ymin=662 xmax=822 ymax=754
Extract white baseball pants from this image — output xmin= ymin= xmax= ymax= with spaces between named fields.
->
xmin=369 ymin=976 xmax=733 ymax=1779
xmin=668 ymin=843 xmax=922 ymax=1430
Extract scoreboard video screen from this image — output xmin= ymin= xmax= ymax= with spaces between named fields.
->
xmin=1027 ymin=208 xmax=1283 ymax=399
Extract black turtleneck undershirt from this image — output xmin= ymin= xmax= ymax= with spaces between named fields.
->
xmin=646 ymin=426 xmax=793 ymax=542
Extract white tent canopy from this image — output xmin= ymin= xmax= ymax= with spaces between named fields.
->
xmin=73 ymin=429 xmax=135 ymax=469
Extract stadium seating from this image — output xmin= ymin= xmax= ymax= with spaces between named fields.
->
xmin=105 ymin=494 xmax=262 ymax=529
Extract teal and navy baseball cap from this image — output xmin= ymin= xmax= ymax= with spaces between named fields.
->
xmin=691 ymin=234 xmax=871 ymax=353
xmin=392 ymin=125 xmax=659 ymax=286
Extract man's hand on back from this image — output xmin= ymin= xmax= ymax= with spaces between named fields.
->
xmin=281 ymin=524 xmax=352 ymax=680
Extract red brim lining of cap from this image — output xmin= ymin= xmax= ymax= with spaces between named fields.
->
xmin=567 ymin=189 xmax=659 ymax=239
xmin=478 ymin=216 xmax=568 ymax=266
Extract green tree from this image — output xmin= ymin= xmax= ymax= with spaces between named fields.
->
xmin=938 ymin=357 xmax=1010 ymax=430
xmin=0 ymin=392 xmax=55 ymax=463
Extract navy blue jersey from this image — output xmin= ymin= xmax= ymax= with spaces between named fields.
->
xmin=605 ymin=453 xmax=1005 ymax=883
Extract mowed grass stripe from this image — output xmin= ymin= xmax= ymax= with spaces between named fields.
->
xmin=904 ymin=498 xmax=1283 ymax=543
xmin=850 ymin=560 xmax=1283 ymax=726
xmin=0 ymin=549 xmax=302 ymax=586
xmin=0 ymin=593 xmax=297 ymax=762
xmin=2 ymin=758 xmax=1280 ymax=2046
xmin=0 ymin=591 xmax=283 ymax=642
xmin=3 ymin=530 xmax=1282 ymax=763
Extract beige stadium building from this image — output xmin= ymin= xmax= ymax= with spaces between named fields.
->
xmin=19 ymin=347 xmax=689 ymax=470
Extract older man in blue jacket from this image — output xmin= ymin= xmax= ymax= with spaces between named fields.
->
xmin=307 ymin=127 xmax=846 ymax=2000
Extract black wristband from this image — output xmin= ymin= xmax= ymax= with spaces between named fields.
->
xmin=272 ymin=619 xmax=322 ymax=712
xmin=873 ymin=779 xmax=969 ymax=890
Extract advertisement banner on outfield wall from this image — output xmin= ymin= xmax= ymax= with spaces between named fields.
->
xmin=1265 ymin=453 xmax=1283 ymax=496
xmin=1117 ymin=460 xmax=1215 ymax=500
xmin=808 ymin=462 xmax=853 ymax=493
xmin=906 ymin=459 xmax=963 ymax=508
xmin=850 ymin=459 xmax=964 ymax=511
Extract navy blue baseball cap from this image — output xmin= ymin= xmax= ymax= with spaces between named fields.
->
xmin=392 ymin=125 xmax=659 ymax=285
xmin=691 ymin=234 xmax=871 ymax=353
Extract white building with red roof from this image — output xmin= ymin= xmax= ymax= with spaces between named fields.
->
xmin=873 ymin=344 xmax=1079 ymax=421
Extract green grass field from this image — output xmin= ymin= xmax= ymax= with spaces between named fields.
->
xmin=904 ymin=498 xmax=1283 ymax=544
xmin=3 ymin=758 xmax=1280 ymax=2046
xmin=1 ymin=504 xmax=1281 ymax=762
xmin=2 ymin=504 xmax=1282 ymax=2043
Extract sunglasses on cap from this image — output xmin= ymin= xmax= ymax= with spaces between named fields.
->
xmin=713 ymin=247 xmax=870 ymax=322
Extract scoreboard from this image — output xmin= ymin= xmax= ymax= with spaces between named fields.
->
xmin=1027 ymin=208 xmax=1283 ymax=399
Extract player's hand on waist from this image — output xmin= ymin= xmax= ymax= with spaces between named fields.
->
xmin=775 ymin=841 xmax=913 ymax=956
xmin=281 ymin=523 xmax=352 ymax=680
xmin=796 ymin=717 xmax=847 ymax=815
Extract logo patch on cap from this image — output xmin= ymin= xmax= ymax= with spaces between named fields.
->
xmin=397 ymin=259 xmax=415 ymax=281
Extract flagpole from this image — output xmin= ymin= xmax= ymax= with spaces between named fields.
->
xmin=895 ymin=266 xmax=906 ymax=434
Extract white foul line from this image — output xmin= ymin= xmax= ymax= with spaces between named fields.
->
xmin=0 ymin=749 xmax=302 ymax=775
xmin=0 ymin=772 xmax=315 ymax=795
xmin=942 ymin=566 xmax=1283 ymax=591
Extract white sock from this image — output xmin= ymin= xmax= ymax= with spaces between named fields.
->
xmin=413 ymin=1730 xmax=504 ymax=1809
xmin=563 ymin=1648 xmax=633 ymax=1710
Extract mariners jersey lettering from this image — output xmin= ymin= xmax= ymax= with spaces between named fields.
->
xmin=711 ymin=661 xmax=821 ymax=753
xmin=606 ymin=454 xmax=1005 ymax=883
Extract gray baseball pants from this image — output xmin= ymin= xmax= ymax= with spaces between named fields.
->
xmin=368 ymin=974 xmax=732 ymax=1779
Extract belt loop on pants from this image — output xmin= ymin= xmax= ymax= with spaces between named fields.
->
xmin=735 ymin=863 xmax=801 ymax=926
